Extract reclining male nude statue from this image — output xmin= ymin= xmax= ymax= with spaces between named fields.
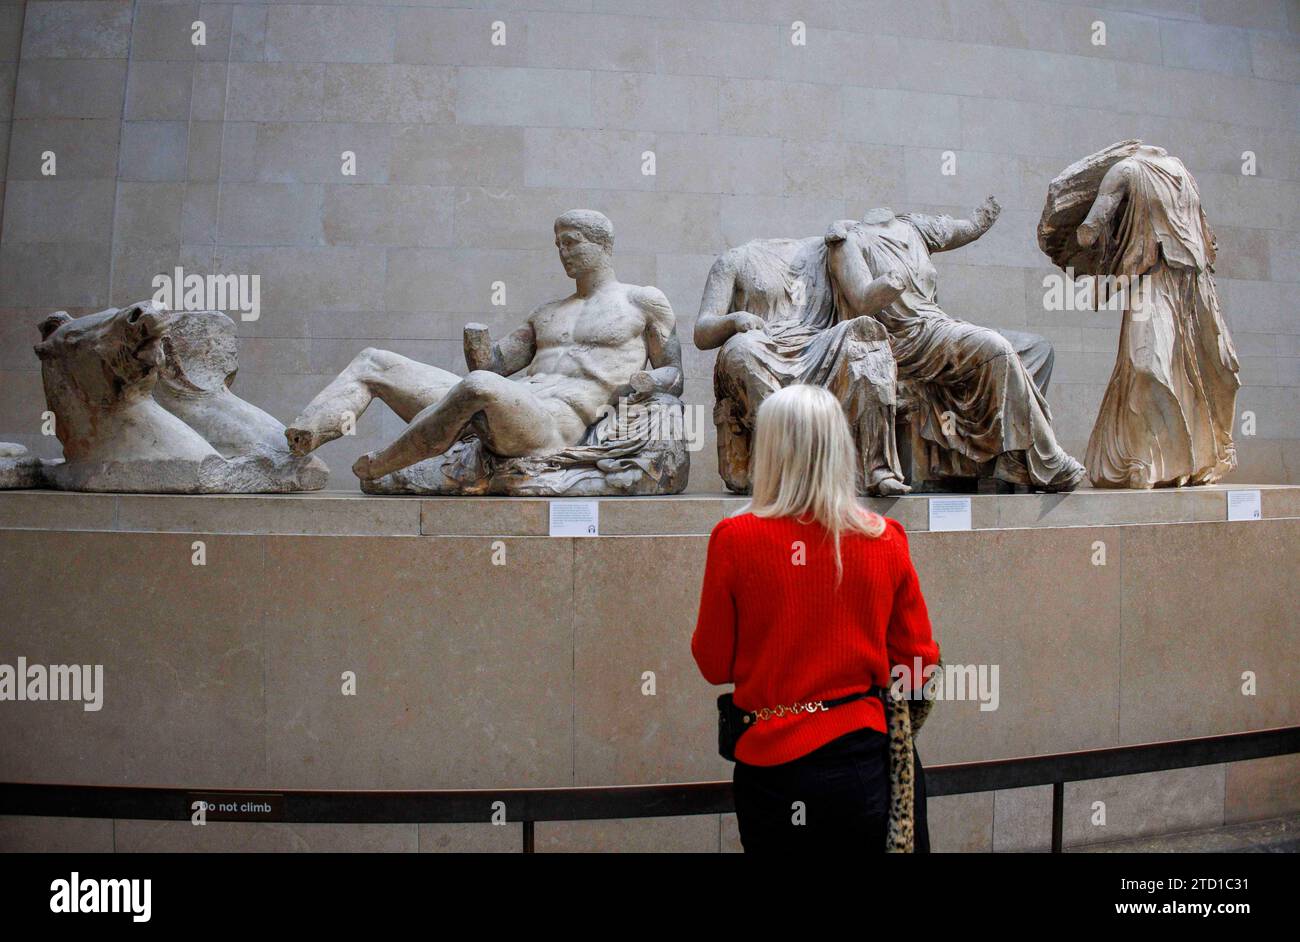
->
xmin=696 ymin=197 xmax=1074 ymax=494
xmin=825 ymin=199 xmax=1086 ymax=491
xmin=285 ymin=209 xmax=690 ymax=496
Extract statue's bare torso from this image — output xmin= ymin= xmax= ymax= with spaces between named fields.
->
xmin=519 ymin=282 xmax=670 ymax=439
xmin=287 ymin=209 xmax=684 ymax=482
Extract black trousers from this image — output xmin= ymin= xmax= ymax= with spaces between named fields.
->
xmin=732 ymin=726 xmax=931 ymax=853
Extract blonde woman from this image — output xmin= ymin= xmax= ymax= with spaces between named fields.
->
xmin=692 ymin=383 xmax=940 ymax=852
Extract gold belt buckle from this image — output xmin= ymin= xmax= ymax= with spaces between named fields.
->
xmin=752 ymin=698 xmax=833 ymax=721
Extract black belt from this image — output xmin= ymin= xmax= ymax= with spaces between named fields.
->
xmin=742 ymin=685 xmax=886 ymax=724
xmin=718 ymin=685 xmax=886 ymax=761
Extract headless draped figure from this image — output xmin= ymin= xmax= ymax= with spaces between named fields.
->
xmin=1076 ymin=145 xmax=1240 ymax=488
xmin=695 ymin=234 xmax=909 ymax=496
xmin=826 ymin=202 xmax=1086 ymax=492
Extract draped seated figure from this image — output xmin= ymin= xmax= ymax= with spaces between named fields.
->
xmin=695 ymin=228 xmax=909 ymax=495
xmin=698 ymin=198 xmax=1085 ymax=495
xmin=0 ymin=300 xmax=328 ymax=493
xmin=285 ymin=210 xmax=690 ymax=496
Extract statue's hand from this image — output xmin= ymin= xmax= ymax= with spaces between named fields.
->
xmin=629 ymin=370 xmax=656 ymax=396
xmin=1076 ymin=220 xmax=1100 ymax=248
xmin=882 ymin=269 xmax=907 ymax=293
xmin=729 ymin=312 xmax=766 ymax=334
xmin=974 ymin=195 xmax=1001 ymax=230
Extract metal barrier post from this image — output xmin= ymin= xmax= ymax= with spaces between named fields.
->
xmin=1051 ymin=781 xmax=1064 ymax=853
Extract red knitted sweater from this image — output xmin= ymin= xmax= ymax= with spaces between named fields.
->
xmin=691 ymin=511 xmax=940 ymax=766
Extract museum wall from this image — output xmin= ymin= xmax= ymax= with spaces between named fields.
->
xmin=0 ymin=0 xmax=1296 ymax=492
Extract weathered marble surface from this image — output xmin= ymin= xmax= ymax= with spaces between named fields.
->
xmin=153 ymin=310 xmax=296 ymax=460
xmin=0 ymin=444 xmax=42 ymax=489
xmin=289 ymin=210 xmax=690 ymax=496
xmin=1040 ymin=142 xmax=1241 ymax=488
xmin=363 ymin=391 xmax=690 ymax=496
xmin=8 ymin=302 xmax=327 ymax=493
xmin=698 ymin=204 xmax=1086 ymax=496
xmin=827 ymin=203 xmax=1085 ymax=492
xmin=695 ymin=232 xmax=908 ymax=496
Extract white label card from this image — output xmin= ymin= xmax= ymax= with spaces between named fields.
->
xmin=549 ymin=500 xmax=600 ymax=537
xmin=928 ymin=497 xmax=972 ymax=532
xmin=1226 ymin=490 xmax=1261 ymax=522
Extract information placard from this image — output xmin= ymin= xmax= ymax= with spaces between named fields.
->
xmin=1226 ymin=490 xmax=1262 ymax=522
xmin=928 ymin=497 xmax=972 ymax=532
xmin=549 ymin=500 xmax=600 ymax=537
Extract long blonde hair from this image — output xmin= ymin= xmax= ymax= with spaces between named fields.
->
xmin=742 ymin=384 xmax=887 ymax=580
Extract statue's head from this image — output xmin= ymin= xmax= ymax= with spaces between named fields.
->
xmin=34 ymin=300 xmax=178 ymax=406
xmin=554 ymin=209 xmax=613 ymax=278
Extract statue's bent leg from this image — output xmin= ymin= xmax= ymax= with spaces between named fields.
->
xmin=286 ymin=348 xmax=458 ymax=455
xmin=979 ymin=330 xmax=1085 ymax=492
xmin=840 ymin=317 xmax=909 ymax=497
xmin=905 ymin=323 xmax=1084 ymax=492
xmin=714 ymin=332 xmax=784 ymax=494
xmin=353 ymin=371 xmax=564 ymax=480
xmin=997 ymin=328 xmax=1055 ymax=395
xmin=714 ymin=397 xmax=752 ymax=493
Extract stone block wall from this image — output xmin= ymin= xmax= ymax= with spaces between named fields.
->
xmin=0 ymin=0 xmax=1296 ymax=490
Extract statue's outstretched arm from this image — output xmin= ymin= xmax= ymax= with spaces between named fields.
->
xmin=908 ymin=196 xmax=1003 ymax=253
xmin=463 ymin=320 xmax=537 ymax=376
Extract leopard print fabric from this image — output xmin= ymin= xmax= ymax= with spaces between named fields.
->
xmin=884 ymin=661 xmax=940 ymax=853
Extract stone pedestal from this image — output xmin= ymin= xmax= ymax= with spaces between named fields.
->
xmin=1 ymin=487 xmax=1296 ymax=851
